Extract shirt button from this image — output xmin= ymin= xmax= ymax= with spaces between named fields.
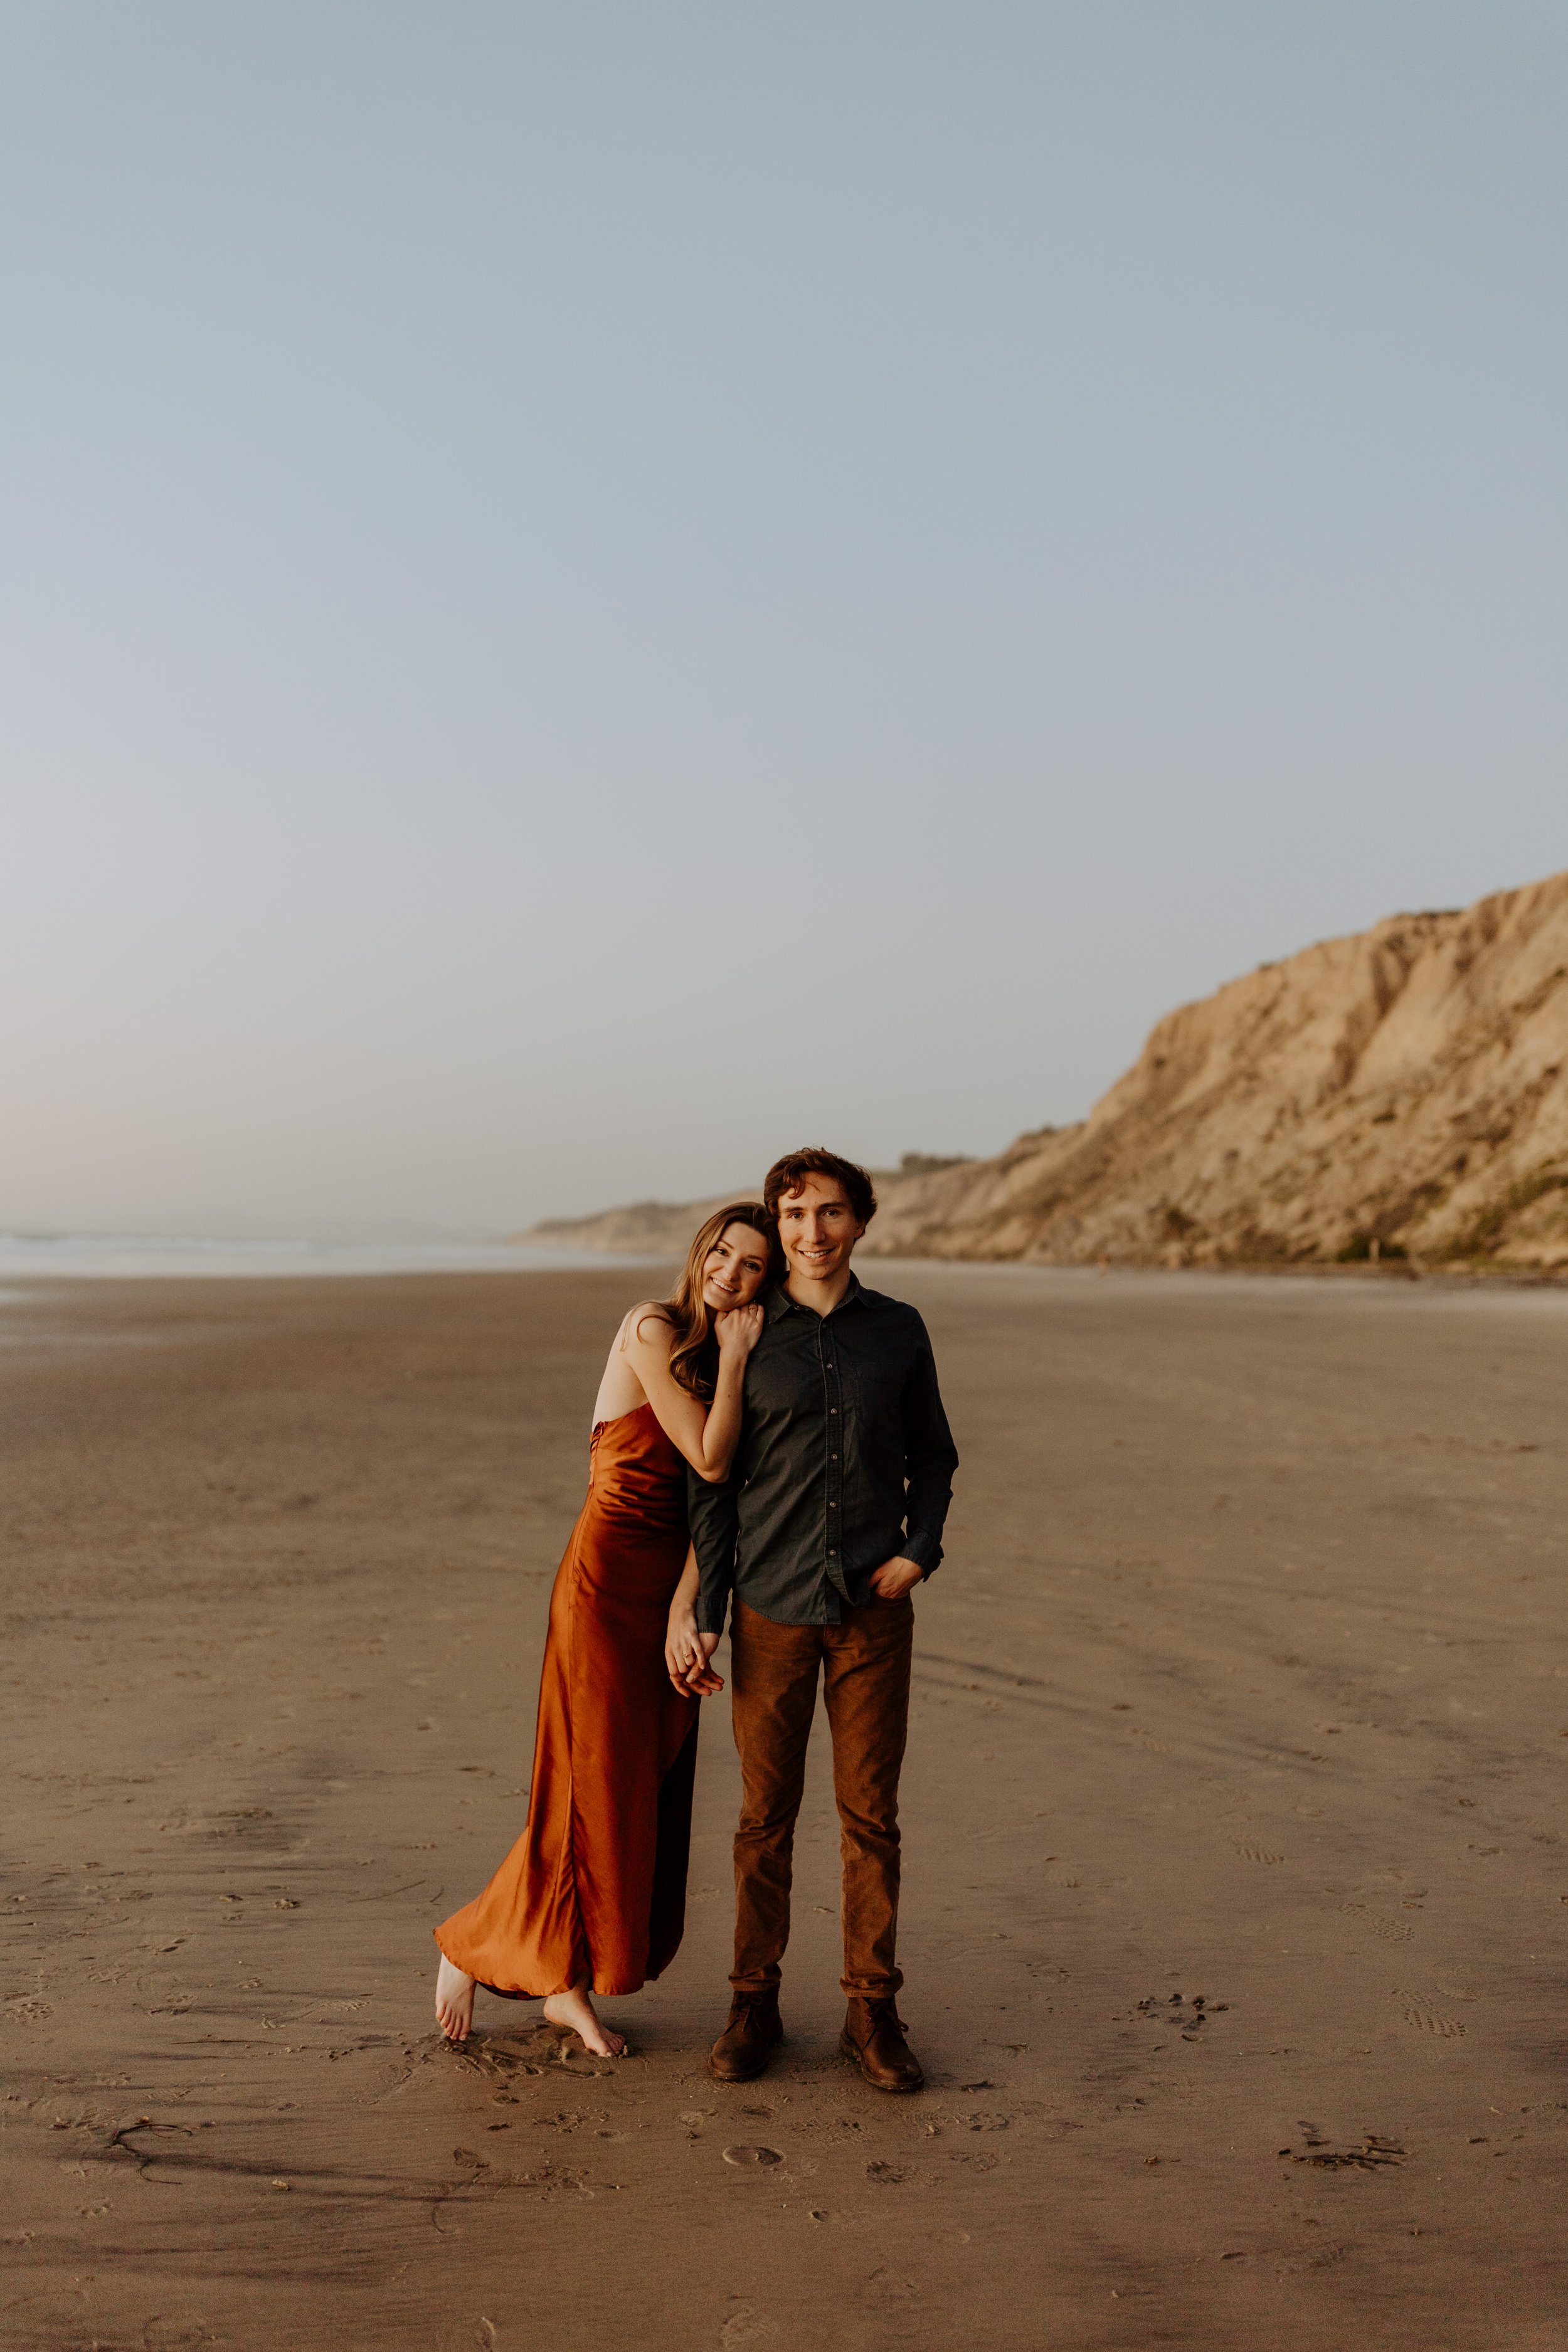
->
xmin=830 ymin=1452 xmax=837 ymax=1459
xmin=829 ymin=1407 xmax=838 ymax=1415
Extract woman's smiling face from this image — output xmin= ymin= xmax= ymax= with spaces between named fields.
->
xmin=701 ymin=1222 xmax=773 ymax=1311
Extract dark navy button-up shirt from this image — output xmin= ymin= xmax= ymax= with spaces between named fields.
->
xmin=687 ymin=1275 xmax=958 ymax=1632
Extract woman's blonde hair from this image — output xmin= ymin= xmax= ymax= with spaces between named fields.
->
xmin=652 ymin=1202 xmax=783 ymax=1397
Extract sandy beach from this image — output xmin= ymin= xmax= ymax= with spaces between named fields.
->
xmin=3 ymin=1261 xmax=1565 ymax=2351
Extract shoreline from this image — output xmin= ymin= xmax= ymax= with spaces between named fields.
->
xmin=3 ymin=1245 xmax=1567 ymax=1300
xmin=0 ymin=1237 xmax=674 ymax=1281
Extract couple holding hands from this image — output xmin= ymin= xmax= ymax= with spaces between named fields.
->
xmin=433 ymin=1146 xmax=958 ymax=2092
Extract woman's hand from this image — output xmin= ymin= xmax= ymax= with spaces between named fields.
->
xmin=665 ymin=1606 xmax=724 ymax=1697
xmin=713 ymin=1301 xmax=765 ymax=1358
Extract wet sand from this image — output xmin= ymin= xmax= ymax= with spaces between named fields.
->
xmin=3 ymin=1263 xmax=1565 ymax=2351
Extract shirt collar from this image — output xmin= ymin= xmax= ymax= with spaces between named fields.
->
xmin=769 ymin=1271 xmax=865 ymax=1322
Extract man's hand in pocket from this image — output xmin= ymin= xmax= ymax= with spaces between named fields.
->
xmin=868 ymin=1555 xmax=923 ymax=1601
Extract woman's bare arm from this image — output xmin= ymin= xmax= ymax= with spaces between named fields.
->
xmin=665 ymin=1544 xmax=723 ymax=1695
xmin=624 ymin=1304 xmax=761 ymax=1481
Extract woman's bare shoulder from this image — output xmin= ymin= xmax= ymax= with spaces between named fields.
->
xmin=622 ymin=1301 xmax=675 ymax=1353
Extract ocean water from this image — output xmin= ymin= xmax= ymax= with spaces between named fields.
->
xmin=0 ymin=1234 xmax=664 ymax=1280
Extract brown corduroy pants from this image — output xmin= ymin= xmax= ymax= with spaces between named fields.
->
xmin=728 ymin=1594 xmax=914 ymax=2000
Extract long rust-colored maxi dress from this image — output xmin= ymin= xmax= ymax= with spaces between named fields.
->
xmin=435 ymin=1404 xmax=699 ymax=1998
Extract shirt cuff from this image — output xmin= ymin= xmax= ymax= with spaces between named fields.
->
xmin=900 ymin=1530 xmax=943 ymax=1575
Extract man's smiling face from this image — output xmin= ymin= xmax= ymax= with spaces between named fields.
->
xmin=775 ymin=1174 xmax=865 ymax=1288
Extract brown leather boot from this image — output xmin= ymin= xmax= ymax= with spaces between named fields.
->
xmin=708 ymin=1989 xmax=783 ymax=2083
xmin=840 ymin=1996 xmax=923 ymax=2092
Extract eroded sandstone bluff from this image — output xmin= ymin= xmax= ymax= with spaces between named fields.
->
xmin=523 ymin=871 xmax=1568 ymax=1271
xmin=865 ymin=869 xmax=1568 ymax=1269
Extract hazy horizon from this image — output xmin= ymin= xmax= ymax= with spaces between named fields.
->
xmin=5 ymin=4 xmax=1565 ymax=1237
xmin=13 ymin=860 xmax=1568 ymax=1242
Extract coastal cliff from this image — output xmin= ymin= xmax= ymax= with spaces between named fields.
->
xmin=864 ymin=869 xmax=1568 ymax=1269
xmin=519 ymin=871 xmax=1568 ymax=1271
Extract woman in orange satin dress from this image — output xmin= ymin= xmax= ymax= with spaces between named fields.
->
xmin=433 ymin=1204 xmax=780 ymax=2056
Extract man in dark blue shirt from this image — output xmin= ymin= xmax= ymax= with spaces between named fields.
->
xmin=684 ymin=1148 xmax=958 ymax=2092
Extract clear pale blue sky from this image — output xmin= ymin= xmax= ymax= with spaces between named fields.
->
xmin=3 ymin=3 xmax=1565 ymax=1234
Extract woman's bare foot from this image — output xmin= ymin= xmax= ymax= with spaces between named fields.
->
xmin=435 ymin=1954 xmax=476 ymax=2042
xmin=543 ymin=1981 xmax=625 ymax=2057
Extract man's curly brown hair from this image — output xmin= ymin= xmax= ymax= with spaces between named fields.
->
xmin=762 ymin=1147 xmax=878 ymax=1229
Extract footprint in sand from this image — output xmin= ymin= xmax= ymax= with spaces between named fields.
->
xmin=1136 ymin=1993 xmax=1227 ymax=2041
xmin=1342 ymin=1903 xmax=1414 ymax=1944
xmin=1402 ymin=2004 xmax=1465 ymax=2038
xmin=866 ymin=2270 xmax=919 ymax=2305
xmin=1234 ymin=1843 xmax=1285 ymax=1864
xmin=719 ymin=2307 xmax=777 ymax=2346
xmin=1274 ymin=2241 xmax=1352 ymax=2276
